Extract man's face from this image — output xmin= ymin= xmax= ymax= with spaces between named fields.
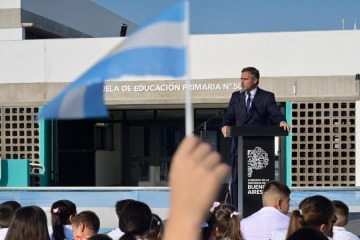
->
xmin=241 ymin=71 xmax=258 ymax=91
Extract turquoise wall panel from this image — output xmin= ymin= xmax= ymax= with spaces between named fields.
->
xmin=0 ymin=160 xmax=30 ymax=187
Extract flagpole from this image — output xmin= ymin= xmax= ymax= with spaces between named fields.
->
xmin=355 ymin=19 xmax=357 ymax=30
xmin=184 ymin=0 xmax=194 ymax=136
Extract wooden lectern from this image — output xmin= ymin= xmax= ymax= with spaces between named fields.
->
xmin=230 ymin=126 xmax=288 ymax=217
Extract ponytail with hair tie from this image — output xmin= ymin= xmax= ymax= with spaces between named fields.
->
xmin=298 ymin=209 xmax=303 ymax=216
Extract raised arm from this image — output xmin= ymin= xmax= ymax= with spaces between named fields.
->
xmin=164 ymin=136 xmax=229 ymax=240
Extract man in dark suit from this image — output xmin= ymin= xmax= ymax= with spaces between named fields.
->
xmin=221 ymin=66 xmax=290 ymax=206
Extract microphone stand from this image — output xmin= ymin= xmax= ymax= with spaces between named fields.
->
xmin=193 ymin=109 xmax=225 ymax=142
xmin=193 ymin=90 xmax=244 ymax=141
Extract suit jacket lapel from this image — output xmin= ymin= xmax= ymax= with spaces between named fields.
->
xmin=239 ymin=91 xmax=247 ymax=118
xmin=247 ymin=87 xmax=261 ymax=120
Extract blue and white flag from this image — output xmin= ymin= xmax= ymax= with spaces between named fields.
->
xmin=38 ymin=1 xmax=188 ymax=119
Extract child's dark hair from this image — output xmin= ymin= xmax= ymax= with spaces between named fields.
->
xmin=51 ymin=199 xmax=77 ymax=240
xmin=5 ymin=205 xmax=50 ymax=240
xmin=1 ymin=201 xmax=21 ymax=212
xmin=286 ymin=195 xmax=335 ymax=239
xmin=115 ymin=199 xmax=135 ymax=219
xmin=119 ymin=200 xmax=152 ymax=240
xmin=214 ymin=204 xmax=242 ymax=240
xmin=0 ymin=201 xmax=21 ymax=228
xmin=287 ymin=227 xmax=328 ymax=240
xmin=72 ymin=210 xmax=100 ymax=233
xmin=144 ymin=213 xmax=164 ymax=240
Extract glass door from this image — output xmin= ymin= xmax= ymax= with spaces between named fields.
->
xmin=123 ymin=110 xmax=185 ymax=186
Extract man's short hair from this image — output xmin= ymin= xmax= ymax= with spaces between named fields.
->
xmin=263 ymin=180 xmax=291 ymax=197
xmin=242 ymin=67 xmax=260 ymax=80
xmin=332 ymin=200 xmax=349 ymax=226
xmin=72 ymin=210 xmax=100 ymax=233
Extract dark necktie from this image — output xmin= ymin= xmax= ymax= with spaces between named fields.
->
xmin=246 ymin=91 xmax=251 ymax=114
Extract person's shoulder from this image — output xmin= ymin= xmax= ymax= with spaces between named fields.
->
xmin=332 ymin=226 xmax=345 ymax=232
xmin=240 ymin=209 xmax=263 ymax=223
xmin=256 ymin=87 xmax=274 ymax=96
xmin=107 ymin=228 xmax=124 ymax=238
xmin=332 ymin=226 xmax=359 ymax=240
xmin=256 ymin=207 xmax=289 ymax=222
xmin=333 ymin=227 xmax=359 ymax=240
xmin=63 ymin=225 xmax=73 ymax=238
xmin=231 ymin=90 xmax=242 ymax=96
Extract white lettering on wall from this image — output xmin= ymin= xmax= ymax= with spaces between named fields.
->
xmin=103 ymin=83 xmax=241 ymax=93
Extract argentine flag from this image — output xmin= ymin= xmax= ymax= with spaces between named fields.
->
xmin=38 ymin=1 xmax=188 ymax=119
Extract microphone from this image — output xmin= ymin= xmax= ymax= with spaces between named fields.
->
xmin=229 ymin=89 xmax=245 ymax=106
xmin=239 ymin=89 xmax=245 ymax=101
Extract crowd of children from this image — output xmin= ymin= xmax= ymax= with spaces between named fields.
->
xmin=0 ymin=136 xmax=359 ymax=240
xmin=0 ymin=195 xmax=357 ymax=240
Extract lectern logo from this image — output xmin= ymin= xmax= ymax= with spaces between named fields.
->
xmin=247 ymin=147 xmax=269 ymax=177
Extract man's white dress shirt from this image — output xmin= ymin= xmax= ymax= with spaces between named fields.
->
xmin=240 ymin=207 xmax=289 ymax=240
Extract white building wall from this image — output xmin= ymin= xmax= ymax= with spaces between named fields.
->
xmin=190 ymin=30 xmax=360 ymax=79
xmin=0 ymin=40 xmax=46 ymax=83
xmin=0 ymin=0 xmax=21 ymax=9
xmin=0 ymin=30 xmax=359 ymax=84
xmin=44 ymin=38 xmax=123 ymax=83
xmin=0 ymin=28 xmax=23 ymax=40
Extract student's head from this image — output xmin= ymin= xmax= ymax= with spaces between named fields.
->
xmin=5 ymin=205 xmax=50 ymax=240
xmin=287 ymin=227 xmax=329 ymax=240
xmin=262 ymin=180 xmax=291 ymax=214
xmin=332 ymin=200 xmax=349 ymax=227
xmin=214 ymin=204 xmax=242 ymax=240
xmin=0 ymin=201 xmax=21 ymax=228
xmin=115 ymin=199 xmax=135 ymax=219
xmin=144 ymin=213 xmax=164 ymax=240
xmin=51 ymin=199 xmax=77 ymax=240
xmin=119 ymin=200 xmax=152 ymax=240
xmin=1 ymin=201 xmax=21 ymax=212
xmin=72 ymin=210 xmax=100 ymax=239
xmin=51 ymin=199 xmax=77 ymax=224
xmin=201 ymin=213 xmax=217 ymax=240
xmin=286 ymin=195 xmax=335 ymax=238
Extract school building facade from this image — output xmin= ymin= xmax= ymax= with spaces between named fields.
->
xmin=0 ymin=0 xmax=360 ymax=188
